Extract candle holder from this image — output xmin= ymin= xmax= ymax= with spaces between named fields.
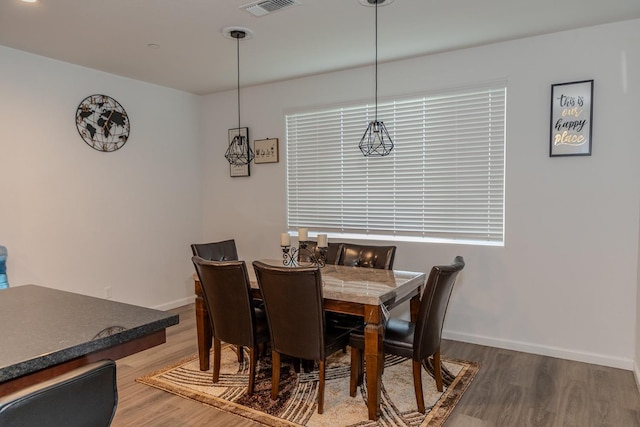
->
xmin=281 ymin=245 xmax=297 ymax=266
xmin=281 ymin=241 xmax=328 ymax=268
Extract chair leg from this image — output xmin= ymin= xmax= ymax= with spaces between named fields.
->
xmin=237 ymin=345 xmax=244 ymax=363
xmin=271 ymin=350 xmax=280 ymax=400
xmin=433 ymin=348 xmax=444 ymax=392
xmin=412 ymin=360 xmax=425 ymax=413
xmin=247 ymin=346 xmax=257 ymax=395
xmin=318 ymin=360 xmax=325 ymax=414
xmin=349 ymin=346 xmax=362 ymax=397
xmin=212 ymin=338 xmax=221 ymax=383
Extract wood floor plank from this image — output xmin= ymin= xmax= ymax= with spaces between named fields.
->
xmin=111 ymin=305 xmax=640 ymax=426
xmin=441 ymin=340 xmax=640 ymax=427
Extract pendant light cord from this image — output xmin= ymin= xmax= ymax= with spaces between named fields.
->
xmin=236 ymin=34 xmax=241 ymax=132
xmin=374 ymin=0 xmax=378 ymax=122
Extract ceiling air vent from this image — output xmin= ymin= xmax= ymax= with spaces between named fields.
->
xmin=241 ymin=0 xmax=301 ymax=17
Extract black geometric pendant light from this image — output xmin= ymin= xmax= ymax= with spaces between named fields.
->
xmin=225 ymin=29 xmax=255 ymax=166
xmin=359 ymin=0 xmax=394 ymax=157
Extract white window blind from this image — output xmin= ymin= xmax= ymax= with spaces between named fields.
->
xmin=286 ymin=84 xmax=506 ymax=244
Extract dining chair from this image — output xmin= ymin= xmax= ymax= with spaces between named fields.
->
xmin=190 ymin=239 xmax=239 ymax=261
xmin=192 ymin=257 xmax=270 ymax=395
xmin=191 ymin=238 xmax=263 ymax=361
xmin=252 ymin=261 xmax=355 ymax=414
xmin=0 ymin=359 xmax=118 ymax=427
xmin=298 ymin=241 xmax=343 ymax=265
xmin=349 ymin=255 xmax=465 ymax=413
xmin=337 ymin=243 xmax=397 ymax=270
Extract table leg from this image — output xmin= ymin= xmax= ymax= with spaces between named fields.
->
xmin=364 ymin=304 xmax=383 ymax=421
xmin=195 ymin=278 xmax=212 ymax=371
xmin=410 ymin=292 xmax=420 ymax=323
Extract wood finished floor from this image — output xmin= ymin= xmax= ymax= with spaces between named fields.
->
xmin=112 ymin=304 xmax=640 ymax=426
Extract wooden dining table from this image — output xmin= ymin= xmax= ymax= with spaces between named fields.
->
xmin=193 ymin=259 xmax=426 ymax=421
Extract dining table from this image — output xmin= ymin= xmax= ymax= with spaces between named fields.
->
xmin=0 ymin=284 xmax=179 ymax=396
xmin=193 ymin=259 xmax=427 ymax=421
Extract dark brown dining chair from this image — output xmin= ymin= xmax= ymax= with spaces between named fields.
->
xmin=191 ymin=239 xmax=246 ymax=368
xmin=0 ymin=360 xmax=118 ymax=427
xmin=191 ymin=239 xmax=239 ymax=261
xmin=192 ymin=257 xmax=270 ymax=395
xmin=298 ymin=241 xmax=343 ymax=265
xmin=337 ymin=243 xmax=397 ymax=270
xmin=192 ymin=237 xmax=263 ymax=315
xmin=349 ymin=256 xmax=465 ymax=413
xmin=252 ymin=261 xmax=355 ymax=414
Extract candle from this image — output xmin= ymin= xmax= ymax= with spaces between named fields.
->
xmin=280 ymin=232 xmax=291 ymax=247
xmin=298 ymin=227 xmax=308 ymax=242
xmin=317 ymin=234 xmax=328 ymax=248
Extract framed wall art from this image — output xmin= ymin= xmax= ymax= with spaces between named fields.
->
xmin=254 ymin=138 xmax=279 ymax=164
xmin=550 ymin=80 xmax=593 ymax=157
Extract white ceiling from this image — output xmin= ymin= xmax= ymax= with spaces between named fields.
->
xmin=2 ymin=0 xmax=640 ymax=95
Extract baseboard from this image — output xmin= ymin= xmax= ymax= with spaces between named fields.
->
xmin=443 ymin=329 xmax=634 ymax=370
xmin=152 ymin=295 xmax=195 ymax=311
xmin=634 ymin=360 xmax=640 ymax=393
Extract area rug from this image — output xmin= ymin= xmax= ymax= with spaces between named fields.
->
xmin=137 ymin=345 xmax=478 ymax=427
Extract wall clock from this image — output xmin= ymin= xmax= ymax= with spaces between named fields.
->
xmin=75 ymin=94 xmax=130 ymax=152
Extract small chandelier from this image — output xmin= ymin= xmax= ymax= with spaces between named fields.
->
xmin=225 ymin=29 xmax=254 ymax=166
xmin=359 ymin=0 xmax=394 ymax=157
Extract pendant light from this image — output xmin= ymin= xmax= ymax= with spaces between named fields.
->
xmin=359 ymin=0 xmax=394 ymax=157
xmin=225 ymin=29 xmax=254 ymax=166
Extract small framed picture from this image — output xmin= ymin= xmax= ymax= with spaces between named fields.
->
xmin=550 ymin=80 xmax=593 ymax=157
xmin=254 ymin=138 xmax=279 ymax=164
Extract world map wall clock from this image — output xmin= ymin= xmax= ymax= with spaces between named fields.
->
xmin=75 ymin=94 xmax=130 ymax=152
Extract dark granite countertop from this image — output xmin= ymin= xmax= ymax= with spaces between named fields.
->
xmin=0 ymin=284 xmax=179 ymax=383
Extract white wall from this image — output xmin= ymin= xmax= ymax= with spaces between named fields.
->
xmin=201 ymin=20 xmax=640 ymax=369
xmin=0 ymin=46 xmax=203 ymax=309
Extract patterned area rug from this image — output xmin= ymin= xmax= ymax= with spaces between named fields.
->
xmin=137 ymin=345 xmax=478 ymax=427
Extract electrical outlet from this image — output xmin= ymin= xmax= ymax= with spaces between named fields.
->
xmin=104 ymin=286 xmax=112 ymax=299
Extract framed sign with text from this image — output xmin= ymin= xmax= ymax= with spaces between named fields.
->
xmin=550 ymin=80 xmax=593 ymax=157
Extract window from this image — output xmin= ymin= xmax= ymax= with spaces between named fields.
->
xmin=285 ymin=83 xmax=506 ymax=245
